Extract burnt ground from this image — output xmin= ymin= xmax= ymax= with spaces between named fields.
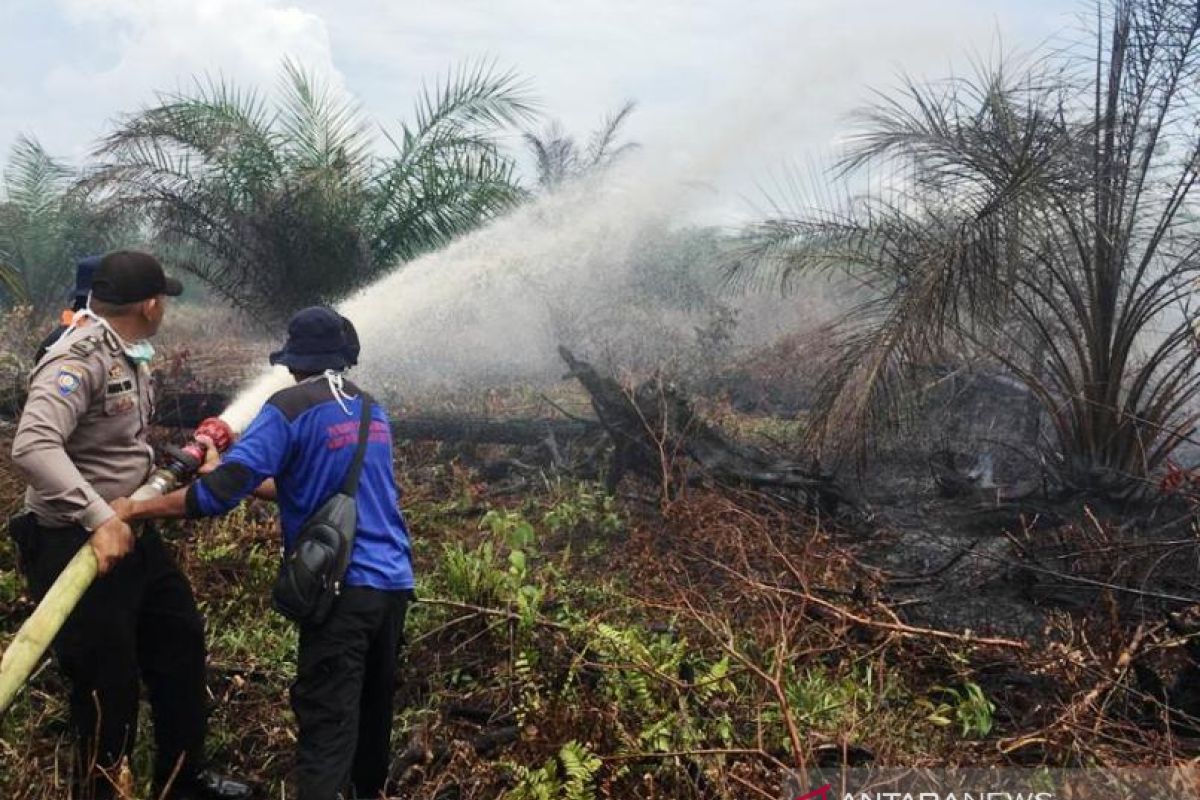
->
xmin=833 ymin=370 xmax=1199 ymax=640
xmin=3 ymin=341 xmax=1200 ymax=798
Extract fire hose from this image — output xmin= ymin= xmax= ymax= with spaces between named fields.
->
xmin=0 ymin=417 xmax=234 ymax=714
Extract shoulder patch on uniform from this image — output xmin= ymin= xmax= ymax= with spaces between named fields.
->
xmin=56 ymin=365 xmax=85 ymax=397
xmin=69 ymin=337 xmax=99 ymax=358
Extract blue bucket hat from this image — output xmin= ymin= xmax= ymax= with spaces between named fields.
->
xmin=269 ymin=306 xmax=358 ymax=373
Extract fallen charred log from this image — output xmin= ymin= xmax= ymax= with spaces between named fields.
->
xmin=5 ymin=367 xmax=849 ymax=512
xmin=1132 ymin=605 xmax=1200 ymax=735
xmin=558 ymin=346 xmax=851 ymax=511
xmin=161 ymin=397 xmax=601 ymax=445
xmin=2 ymin=386 xmax=604 ymax=445
xmin=391 ymin=720 xmax=521 ymax=784
xmin=390 ymin=416 xmax=600 ymax=446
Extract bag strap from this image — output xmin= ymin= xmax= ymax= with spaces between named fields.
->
xmin=341 ymin=390 xmax=374 ymax=496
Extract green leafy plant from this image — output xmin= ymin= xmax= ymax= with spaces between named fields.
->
xmin=484 ymin=508 xmax=538 ymax=552
xmin=440 ymin=540 xmax=508 ymax=607
xmin=542 ymin=482 xmax=622 ymax=538
xmin=574 ymin=622 xmax=741 ymax=754
xmin=0 ymin=558 xmax=21 ymax=608
xmin=505 ymin=740 xmax=602 ymax=800
xmin=437 ymin=509 xmax=547 ymax=625
xmin=920 ymin=681 xmax=995 ymax=739
xmin=783 ymin=662 xmax=892 ymax=732
xmin=588 ymin=623 xmax=686 ymax=712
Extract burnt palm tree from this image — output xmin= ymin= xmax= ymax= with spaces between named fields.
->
xmin=523 ymin=101 xmax=638 ymax=190
xmin=735 ymin=0 xmax=1200 ymax=497
xmin=89 ymin=60 xmax=537 ymax=321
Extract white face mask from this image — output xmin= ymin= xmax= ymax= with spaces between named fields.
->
xmin=124 ymin=340 xmax=156 ymax=365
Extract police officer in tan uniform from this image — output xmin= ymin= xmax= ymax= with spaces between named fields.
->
xmin=9 ymin=251 xmax=251 ymax=800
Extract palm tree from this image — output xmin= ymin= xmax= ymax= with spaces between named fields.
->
xmin=523 ymin=101 xmax=638 ymax=190
xmin=89 ymin=60 xmax=537 ymax=321
xmin=734 ymin=0 xmax=1200 ymax=498
xmin=0 ymin=136 xmax=125 ymax=311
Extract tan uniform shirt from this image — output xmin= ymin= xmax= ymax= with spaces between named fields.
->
xmin=11 ymin=321 xmax=155 ymax=530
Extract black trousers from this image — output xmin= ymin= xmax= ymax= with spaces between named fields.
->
xmin=291 ymin=586 xmax=410 ymax=800
xmin=12 ymin=514 xmax=208 ymax=798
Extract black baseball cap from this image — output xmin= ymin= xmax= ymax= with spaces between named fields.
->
xmin=90 ymin=251 xmax=183 ymax=304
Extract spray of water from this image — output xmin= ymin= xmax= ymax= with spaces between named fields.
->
xmin=218 ymin=149 xmax=849 ymax=433
xmin=220 ymin=162 xmax=686 ymax=430
xmin=219 ymin=44 xmax=856 ymax=433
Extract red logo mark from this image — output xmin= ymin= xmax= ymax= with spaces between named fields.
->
xmin=795 ymin=785 xmax=832 ymax=800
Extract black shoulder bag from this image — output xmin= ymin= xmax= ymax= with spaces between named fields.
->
xmin=271 ymin=392 xmax=373 ymax=627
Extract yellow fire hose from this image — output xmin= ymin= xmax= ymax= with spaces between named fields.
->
xmin=0 ymin=541 xmax=99 ymax=712
xmin=0 ymin=418 xmax=233 ymax=714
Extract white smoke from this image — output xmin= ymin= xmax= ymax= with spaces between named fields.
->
xmin=219 ymin=37 xmax=867 ymax=432
xmin=220 ymin=160 xmax=724 ymax=432
xmin=219 ymin=148 xmax=853 ymax=433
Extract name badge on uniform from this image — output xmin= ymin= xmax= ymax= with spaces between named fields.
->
xmin=105 ymin=363 xmax=136 ymax=414
xmin=56 ymin=365 xmax=84 ymax=397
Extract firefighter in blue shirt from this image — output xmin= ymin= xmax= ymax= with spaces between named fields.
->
xmin=116 ymin=306 xmax=415 ymax=800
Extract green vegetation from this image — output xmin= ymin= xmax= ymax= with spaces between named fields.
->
xmin=920 ymin=682 xmax=996 ymax=740
xmin=0 ymin=136 xmax=135 ymax=311
xmin=0 ymin=455 xmax=1019 ymax=799
xmin=505 ymin=740 xmax=603 ymax=800
xmin=89 ymin=60 xmax=537 ymax=321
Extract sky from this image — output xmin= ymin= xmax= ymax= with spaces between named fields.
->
xmin=0 ymin=0 xmax=1082 ymax=220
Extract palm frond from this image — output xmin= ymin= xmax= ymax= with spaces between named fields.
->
xmin=366 ymin=61 xmax=534 ymax=265
xmin=0 ymin=136 xmax=132 ymax=310
xmin=367 ymin=142 xmax=525 ymax=265
xmin=91 ymin=58 xmax=532 ymax=320
xmin=522 ymin=124 xmax=577 ymax=188
xmin=0 ymin=259 xmax=28 ymax=304
xmin=522 ymin=101 xmax=639 ymax=189
xmin=408 ymin=60 xmax=538 ymax=138
xmin=4 ymin=135 xmax=72 ymax=217
xmin=277 ymin=58 xmax=371 ymax=175
xmin=585 ymin=100 xmax=638 ymax=167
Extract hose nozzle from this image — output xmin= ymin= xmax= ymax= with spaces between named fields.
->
xmin=181 ymin=417 xmax=234 ymax=465
xmin=134 ymin=417 xmax=235 ymax=500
